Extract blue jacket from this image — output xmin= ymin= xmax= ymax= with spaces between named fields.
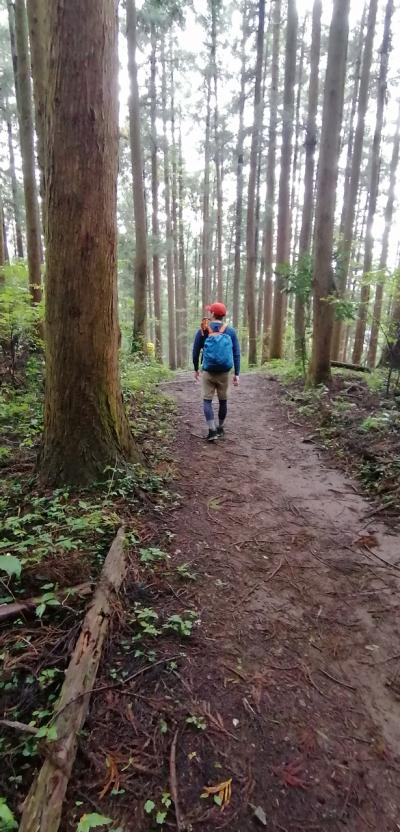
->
xmin=192 ymin=322 xmax=240 ymax=375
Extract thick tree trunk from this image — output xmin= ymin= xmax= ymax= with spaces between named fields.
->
xmin=211 ymin=0 xmax=223 ymax=300
xmin=232 ymin=3 xmax=247 ymax=329
xmin=294 ymin=0 xmax=322 ymax=363
xmin=380 ymin=276 xmax=400 ymax=367
xmin=12 ymin=0 xmax=42 ymax=302
xmin=127 ymin=0 xmax=147 ymax=351
xmin=245 ymin=0 xmax=265 ymax=366
xmin=161 ymin=38 xmax=176 ymax=370
xmin=39 ymin=0 xmax=136 ymax=485
xmin=308 ymin=0 xmax=349 ymax=386
xmin=26 ymin=0 xmax=47 ymax=202
xmin=261 ymin=0 xmax=281 ymax=363
xmin=202 ymin=74 xmax=212 ymax=307
xmin=331 ymin=0 xmax=378 ymax=359
xmin=0 ymin=198 xmax=5 ymax=276
xmin=352 ymin=0 xmax=393 ymax=364
xmin=150 ymin=24 xmax=162 ymax=360
xmin=269 ymin=0 xmax=297 ymax=359
xmin=368 ymin=102 xmax=400 ymax=368
xmin=7 ymin=119 xmax=24 ymax=259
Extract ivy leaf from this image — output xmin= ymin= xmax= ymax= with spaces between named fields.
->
xmin=0 ymin=554 xmax=22 ymax=578
xmin=144 ymin=800 xmax=155 ymax=814
xmin=76 ymin=813 xmax=113 ymax=832
xmin=0 ymin=798 xmax=18 ymax=830
xmin=156 ymin=810 xmax=167 ymax=824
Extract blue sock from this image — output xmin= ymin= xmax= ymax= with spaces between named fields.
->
xmin=203 ymin=399 xmax=215 ymax=431
xmin=218 ymin=399 xmax=227 ymax=427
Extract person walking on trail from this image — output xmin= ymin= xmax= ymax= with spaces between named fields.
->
xmin=192 ymin=302 xmax=240 ymax=442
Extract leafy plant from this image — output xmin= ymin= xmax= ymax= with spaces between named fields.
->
xmin=186 ymin=715 xmax=206 ymax=731
xmin=139 ymin=547 xmax=168 ymax=565
xmin=0 ymin=554 xmax=22 ymax=578
xmin=134 ymin=604 xmax=161 ymax=637
xmin=36 ymin=591 xmax=61 ymax=619
xmin=176 ymin=562 xmax=197 ymax=581
xmin=76 ymin=814 xmax=113 ymax=832
xmin=164 ymin=611 xmax=199 ymax=637
xmin=0 ymin=797 xmax=18 ymax=830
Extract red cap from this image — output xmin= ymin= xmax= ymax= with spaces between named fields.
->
xmin=205 ymin=302 xmax=227 ymax=317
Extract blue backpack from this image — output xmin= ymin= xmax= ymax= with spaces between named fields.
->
xmin=202 ymin=324 xmax=234 ymax=373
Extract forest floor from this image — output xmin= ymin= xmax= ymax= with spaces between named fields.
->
xmin=2 ymin=370 xmax=400 ymax=831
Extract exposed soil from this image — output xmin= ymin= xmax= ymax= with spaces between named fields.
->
xmin=5 ymin=373 xmax=400 ymax=831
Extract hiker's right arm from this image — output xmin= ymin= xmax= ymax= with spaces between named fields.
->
xmin=192 ymin=330 xmax=204 ymax=378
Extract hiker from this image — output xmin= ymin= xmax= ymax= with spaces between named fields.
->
xmin=192 ymin=302 xmax=240 ymax=441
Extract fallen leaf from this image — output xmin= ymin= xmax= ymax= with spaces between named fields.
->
xmin=252 ymin=805 xmax=267 ymax=826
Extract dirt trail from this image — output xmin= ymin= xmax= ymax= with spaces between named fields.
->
xmin=161 ymin=372 xmax=400 ymax=831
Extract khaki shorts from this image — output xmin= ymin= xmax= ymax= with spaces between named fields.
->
xmin=202 ymin=370 xmax=230 ymax=400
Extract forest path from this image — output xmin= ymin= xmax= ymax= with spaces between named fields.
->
xmin=162 ymin=371 xmax=400 ymax=831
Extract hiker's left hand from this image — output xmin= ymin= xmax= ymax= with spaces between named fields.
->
xmin=194 ymin=371 xmax=200 ymax=382
xmin=233 ymin=375 xmax=239 ymax=387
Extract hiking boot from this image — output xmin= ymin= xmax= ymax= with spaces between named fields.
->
xmin=216 ymin=426 xmax=225 ymax=438
xmin=206 ymin=429 xmax=218 ymax=442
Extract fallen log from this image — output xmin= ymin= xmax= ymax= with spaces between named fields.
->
xmin=331 ymin=360 xmax=371 ymax=373
xmin=19 ymin=526 xmax=126 ymax=832
xmin=0 ymin=582 xmax=93 ymax=623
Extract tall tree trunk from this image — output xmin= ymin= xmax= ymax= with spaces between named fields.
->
xmin=2 ymin=204 xmax=9 ymax=264
xmin=294 ymin=0 xmax=322 ymax=362
xmin=368 ymin=101 xmax=400 ymax=367
xmin=178 ymin=121 xmax=187 ymax=366
xmin=269 ymin=0 xmax=298 ymax=359
xmin=308 ymin=0 xmax=349 ymax=386
xmin=352 ymin=0 xmax=393 ymax=364
xmin=161 ymin=37 xmax=176 ymax=370
xmin=127 ymin=0 xmax=147 ymax=351
xmin=202 ymin=74 xmax=211 ymax=307
xmin=339 ymin=9 xmax=365 ymax=237
xmin=26 ymin=0 xmax=47 ymax=201
xmin=150 ymin=24 xmax=162 ymax=360
xmin=210 ymin=0 xmax=223 ymax=300
xmin=40 ymin=0 xmax=136 ymax=485
xmin=331 ymin=0 xmax=378 ymax=358
xmin=290 ymin=15 xmax=306 ymax=264
xmin=0 ymin=198 xmax=5 ymax=277
xmin=245 ymin=0 xmax=265 ymax=366
xmin=12 ymin=0 xmax=42 ymax=302
xmin=261 ymin=0 xmax=281 ymax=363
xmin=232 ymin=3 xmax=247 ymax=328
xmin=170 ymin=47 xmax=182 ymax=367
xmin=7 ymin=119 xmax=24 ymax=258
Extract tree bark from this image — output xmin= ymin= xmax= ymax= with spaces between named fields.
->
xmin=245 ymin=0 xmax=266 ymax=366
xmin=150 ymin=24 xmax=162 ymax=360
xmin=308 ymin=0 xmax=349 ymax=386
xmin=290 ymin=15 xmax=306 ymax=265
xmin=12 ymin=0 xmax=42 ymax=302
xmin=7 ymin=118 xmax=24 ymax=258
xmin=294 ymin=0 xmax=322 ymax=362
xmin=269 ymin=0 xmax=298 ymax=359
xmin=368 ymin=101 xmax=400 ymax=367
xmin=26 ymin=0 xmax=47 ymax=202
xmin=232 ymin=2 xmax=247 ymax=329
xmin=202 ymin=74 xmax=212 ymax=307
xmin=39 ymin=0 xmax=136 ymax=485
xmin=352 ymin=0 xmax=393 ymax=364
xmin=127 ymin=0 xmax=147 ymax=351
xmin=0 ymin=198 xmax=5 ymax=277
xmin=261 ymin=0 xmax=281 ymax=363
xmin=161 ymin=38 xmax=176 ymax=370
xmin=331 ymin=0 xmax=378 ymax=358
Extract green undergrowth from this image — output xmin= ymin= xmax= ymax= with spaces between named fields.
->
xmin=0 ymin=354 xmax=178 ymax=819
